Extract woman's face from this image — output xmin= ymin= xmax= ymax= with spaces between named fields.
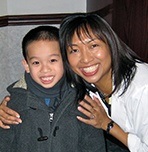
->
xmin=67 ymin=30 xmax=112 ymax=88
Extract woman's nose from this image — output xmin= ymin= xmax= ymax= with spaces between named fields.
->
xmin=80 ymin=50 xmax=93 ymax=63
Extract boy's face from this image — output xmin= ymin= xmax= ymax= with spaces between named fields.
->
xmin=22 ymin=40 xmax=64 ymax=88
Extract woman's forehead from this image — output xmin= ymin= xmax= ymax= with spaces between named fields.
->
xmin=73 ymin=27 xmax=96 ymax=40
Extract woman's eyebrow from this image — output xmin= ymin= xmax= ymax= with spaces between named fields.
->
xmin=68 ymin=37 xmax=98 ymax=47
xmin=86 ymin=38 xmax=97 ymax=43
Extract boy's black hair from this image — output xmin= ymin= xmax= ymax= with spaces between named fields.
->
xmin=22 ymin=26 xmax=59 ymax=61
xmin=59 ymin=13 xmax=143 ymax=98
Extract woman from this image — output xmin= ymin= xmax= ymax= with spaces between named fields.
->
xmin=59 ymin=13 xmax=148 ymax=152
xmin=0 ymin=13 xmax=148 ymax=152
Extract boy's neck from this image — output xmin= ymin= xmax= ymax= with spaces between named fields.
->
xmin=25 ymin=72 xmax=66 ymax=98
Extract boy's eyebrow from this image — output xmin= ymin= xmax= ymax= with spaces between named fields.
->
xmin=29 ymin=53 xmax=61 ymax=60
xmin=49 ymin=54 xmax=61 ymax=57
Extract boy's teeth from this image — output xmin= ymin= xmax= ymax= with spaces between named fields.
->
xmin=41 ymin=76 xmax=53 ymax=81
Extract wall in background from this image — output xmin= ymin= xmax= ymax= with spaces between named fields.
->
xmin=87 ymin=0 xmax=112 ymax=12
xmin=87 ymin=0 xmax=113 ymax=25
xmin=112 ymin=0 xmax=148 ymax=63
xmin=0 ymin=0 xmax=7 ymax=15
xmin=0 ymin=0 xmax=86 ymax=16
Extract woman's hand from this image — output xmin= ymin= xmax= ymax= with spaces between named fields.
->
xmin=0 ymin=96 xmax=22 ymax=129
xmin=77 ymin=95 xmax=111 ymax=130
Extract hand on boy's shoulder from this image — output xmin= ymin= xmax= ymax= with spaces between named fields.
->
xmin=0 ymin=96 xmax=22 ymax=129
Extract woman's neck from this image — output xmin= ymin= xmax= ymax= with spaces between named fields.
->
xmin=95 ymin=72 xmax=112 ymax=98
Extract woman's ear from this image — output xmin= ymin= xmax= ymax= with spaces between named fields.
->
xmin=22 ymin=59 xmax=30 ymax=73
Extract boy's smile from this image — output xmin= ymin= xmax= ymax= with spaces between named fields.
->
xmin=22 ymin=40 xmax=64 ymax=88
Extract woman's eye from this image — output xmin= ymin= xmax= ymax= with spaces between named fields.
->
xmin=69 ymin=49 xmax=79 ymax=54
xmin=91 ymin=44 xmax=98 ymax=48
xmin=50 ymin=59 xmax=57 ymax=63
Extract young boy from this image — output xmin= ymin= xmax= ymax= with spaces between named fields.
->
xmin=0 ymin=26 xmax=106 ymax=152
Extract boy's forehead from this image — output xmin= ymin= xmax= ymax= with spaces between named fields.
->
xmin=27 ymin=40 xmax=60 ymax=54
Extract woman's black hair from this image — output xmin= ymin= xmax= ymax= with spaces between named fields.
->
xmin=22 ymin=26 xmax=59 ymax=61
xmin=59 ymin=12 xmax=143 ymax=99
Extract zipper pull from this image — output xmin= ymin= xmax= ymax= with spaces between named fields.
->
xmin=49 ymin=113 xmax=54 ymax=122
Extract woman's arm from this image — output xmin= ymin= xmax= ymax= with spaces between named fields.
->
xmin=0 ymin=96 xmax=22 ymax=129
xmin=77 ymin=95 xmax=128 ymax=147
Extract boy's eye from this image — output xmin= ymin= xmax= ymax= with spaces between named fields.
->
xmin=32 ymin=61 xmax=39 ymax=65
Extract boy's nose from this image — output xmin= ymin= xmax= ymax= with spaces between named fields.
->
xmin=41 ymin=64 xmax=51 ymax=73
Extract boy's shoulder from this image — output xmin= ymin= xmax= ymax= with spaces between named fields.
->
xmin=7 ymin=74 xmax=27 ymax=95
xmin=6 ymin=75 xmax=29 ymax=112
xmin=9 ymin=74 xmax=27 ymax=90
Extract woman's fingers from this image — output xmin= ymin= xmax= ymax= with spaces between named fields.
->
xmin=0 ymin=109 xmax=21 ymax=124
xmin=84 ymin=95 xmax=98 ymax=107
xmin=79 ymin=95 xmax=102 ymax=113
xmin=1 ymin=105 xmax=20 ymax=119
xmin=77 ymin=104 xmax=95 ymax=119
xmin=2 ymin=96 xmax=11 ymax=105
xmin=77 ymin=98 xmax=101 ymax=128
xmin=0 ymin=120 xmax=10 ymax=129
xmin=77 ymin=94 xmax=109 ymax=129
xmin=0 ymin=97 xmax=22 ymax=128
xmin=77 ymin=105 xmax=97 ymax=126
xmin=78 ymin=95 xmax=101 ymax=120
xmin=77 ymin=115 xmax=94 ymax=125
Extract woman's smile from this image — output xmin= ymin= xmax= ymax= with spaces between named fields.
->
xmin=80 ymin=64 xmax=99 ymax=76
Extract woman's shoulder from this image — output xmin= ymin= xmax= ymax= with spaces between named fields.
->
xmin=114 ymin=62 xmax=148 ymax=99
xmin=118 ymin=62 xmax=148 ymax=100
xmin=136 ymin=62 xmax=148 ymax=72
xmin=134 ymin=62 xmax=148 ymax=84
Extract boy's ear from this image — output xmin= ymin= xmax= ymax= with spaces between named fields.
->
xmin=22 ymin=59 xmax=30 ymax=73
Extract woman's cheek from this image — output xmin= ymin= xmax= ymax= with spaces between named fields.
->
xmin=95 ymin=49 xmax=110 ymax=60
xmin=95 ymin=51 xmax=103 ymax=59
xmin=68 ymin=56 xmax=75 ymax=66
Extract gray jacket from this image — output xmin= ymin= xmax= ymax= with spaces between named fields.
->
xmin=0 ymin=76 xmax=106 ymax=152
